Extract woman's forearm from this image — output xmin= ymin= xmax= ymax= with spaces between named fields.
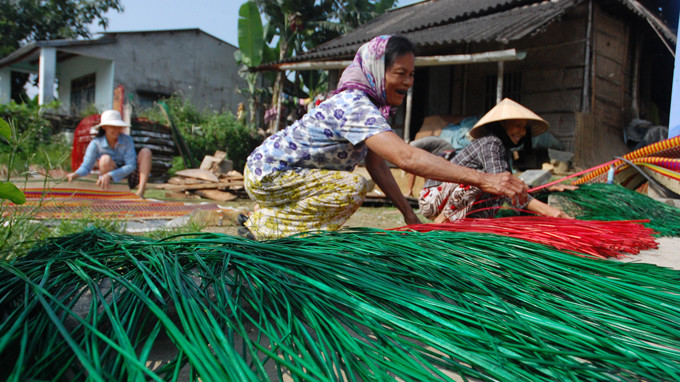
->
xmin=365 ymin=150 xmax=420 ymax=224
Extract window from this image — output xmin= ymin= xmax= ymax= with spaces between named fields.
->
xmin=485 ymin=72 xmax=522 ymax=110
xmin=136 ymin=90 xmax=171 ymax=109
xmin=70 ymin=73 xmax=96 ymax=113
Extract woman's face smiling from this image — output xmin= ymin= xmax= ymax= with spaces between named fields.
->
xmin=384 ymin=53 xmax=415 ymax=107
xmin=500 ymin=119 xmax=528 ymax=145
xmin=102 ymin=125 xmax=125 ymax=141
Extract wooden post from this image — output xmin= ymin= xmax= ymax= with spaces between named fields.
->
xmin=496 ymin=61 xmax=504 ymax=104
xmin=581 ymin=0 xmax=593 ymax=113
xmin=404 ymin=88 xmax=413 ymax=142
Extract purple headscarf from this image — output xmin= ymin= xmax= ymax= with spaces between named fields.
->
xmin=335 ymin=35 xmax=394 ymax=118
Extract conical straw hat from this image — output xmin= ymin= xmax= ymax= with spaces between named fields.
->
xmin=469 ymin=98 xmax=549 ymax=139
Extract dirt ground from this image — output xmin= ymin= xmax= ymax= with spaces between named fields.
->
xmin=147 ymin=185 xmax=680 ymax=274
xmin=196 ymin=196 xmax=420 ymax=237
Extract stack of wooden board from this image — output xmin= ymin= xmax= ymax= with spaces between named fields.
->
xmin=151 ymin=151 xmax=245 ymax=201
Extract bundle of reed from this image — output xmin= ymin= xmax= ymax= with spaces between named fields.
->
xmin=553 ymin=183 xmax=680 ymax=236
xmin=2 ymin=228 xmax=680 ymax=381
xmin=395 ymin=217 xmax=658 ymax=258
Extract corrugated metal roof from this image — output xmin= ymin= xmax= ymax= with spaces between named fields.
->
xmin=316 ymin=0 xmax=540 ymax=47
xmin=617 ymin=0 xmax=676 ymax=43
xmin=275 ymin=0 xmax=675 ymax=65
xmin=281 ymin=0 xmax=579 ymax=63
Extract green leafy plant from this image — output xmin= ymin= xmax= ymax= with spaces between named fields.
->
xmin=142 ymin=95 xmax=263 ymax=172
xmin=0 ymin=99 xmax=69 ymax=174
xmin=0 ymin=118 xmax=24 ymax=204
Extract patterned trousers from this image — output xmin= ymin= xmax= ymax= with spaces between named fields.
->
xmin=244 ymin=167 xmax=368 ymax=240
xmin=418 ymin=183 xmax=497 ymax=222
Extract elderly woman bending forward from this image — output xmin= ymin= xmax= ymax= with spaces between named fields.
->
xmin=418 ymin=98 xmax=573 ymax=223
xmin=242 ymin=35 xmax=528 ymax=240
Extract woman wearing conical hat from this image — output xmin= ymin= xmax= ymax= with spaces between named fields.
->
xmin=418 ymin=98 xmax=573 ymax=222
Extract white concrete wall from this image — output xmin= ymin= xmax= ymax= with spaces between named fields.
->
xmin=0 ymin=68 xmax=10 ymax=104
xmin=57 ymin=55 xmax=114 ymax=113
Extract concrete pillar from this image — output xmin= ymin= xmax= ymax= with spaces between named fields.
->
xmin=38 ymin=47 xmax=56 ymax=105
xmin=95 ymin=61 xmax=115 ymax=110
xmin=0 ymin=68 xmax=10 ymax=104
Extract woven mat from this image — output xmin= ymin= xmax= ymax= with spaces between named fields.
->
xmin=5 ymin=178 xmax=220 ymax=220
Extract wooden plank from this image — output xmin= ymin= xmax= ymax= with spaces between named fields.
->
xmin=200 ymin=155 xmax=219 ymax=171
xmin=174 ymin=169 xmax=219 ymax=183
xmin=522 ymin=89 xmax=582 ymax=113
xmin=509 ymin=41 xmax=585 ymax=69
xmin=213 ymin=151 xmax=227 ymax=160
xmin=164 ymin=191 xmax=201 ymax=200
xmin=594 ymin=55 xmax=623 ymax=86
xmin=573 ymin=109 xmax=627 ymax=169
xmin=523 ymin=68 xmax=584 ymax=92
xmin=195 ymin=189 xmax=237 ymax=202
xmin=594 ymin=5 xmax=625 ymax=40
xmin=168 ymin=176 xmax=207 ymax=185
xmin=152 ymin=181 xmax=244 ymax=191
xmin=593 ymin=31 xmax=626 ymax=65
xmin=537 ymin=112 xmax=576 ymax=138
xmin=593 ymin=77 xmax=623 ymax=106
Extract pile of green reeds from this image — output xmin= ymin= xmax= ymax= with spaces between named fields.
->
xmin=2 ymin=228 xmax=680 ymax=381
xmin=553 ymin=183 xmax=680 ymax=236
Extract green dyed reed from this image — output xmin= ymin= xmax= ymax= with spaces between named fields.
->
xmin=553 ymin=183 xmax=680 ymax=236
xmin=1 ymin=227 xmax=679 ymax=381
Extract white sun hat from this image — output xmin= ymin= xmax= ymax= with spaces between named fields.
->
xmin=93 ymin=110 xmax=130 ymax=130
xmin=469 ymin=98 xmax=549 ymax=139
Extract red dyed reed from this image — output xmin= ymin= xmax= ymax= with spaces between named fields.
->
xmin=393 ymin=217 xmax=658 ymax=259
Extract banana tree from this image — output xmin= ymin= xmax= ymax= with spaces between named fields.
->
xmin=252 ymin=0 xmax=399 ymax=132
xmin=236 ymin=1 xmax=265 ymax=128
xmin=252 ymin=0 xmax=338 ymax=132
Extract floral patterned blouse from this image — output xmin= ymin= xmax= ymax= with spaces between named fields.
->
xmin=246 ymin=89 xmax=393 ymax=180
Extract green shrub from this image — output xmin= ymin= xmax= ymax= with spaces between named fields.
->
xmin=0 ymin=99 xmax=68 ymax=173
xmin=142 ymin=95 xmax=263 ymax=172
xmin=168 ymin=155 xmax=186 ymax=177
xmin=0 ymin=99 xmax=57 ymax=148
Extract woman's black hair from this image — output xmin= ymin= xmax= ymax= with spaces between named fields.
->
xmin=96 ymin=125 xmax=106 ymax=137
xmin=385 ymin=35 xmax=418 ymax=69
xmin=487 ymin=123 xmax=512 ymax=148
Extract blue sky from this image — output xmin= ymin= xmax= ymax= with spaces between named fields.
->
xmin=90 ymin=0 xmax=422 ymax=46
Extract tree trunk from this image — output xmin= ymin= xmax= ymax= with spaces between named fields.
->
xmin=268 ymin=39 xmax=289 ymax=133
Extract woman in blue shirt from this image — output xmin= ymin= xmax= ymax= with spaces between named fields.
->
xmin=67 ymin=110 xmax=152 ymax=198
